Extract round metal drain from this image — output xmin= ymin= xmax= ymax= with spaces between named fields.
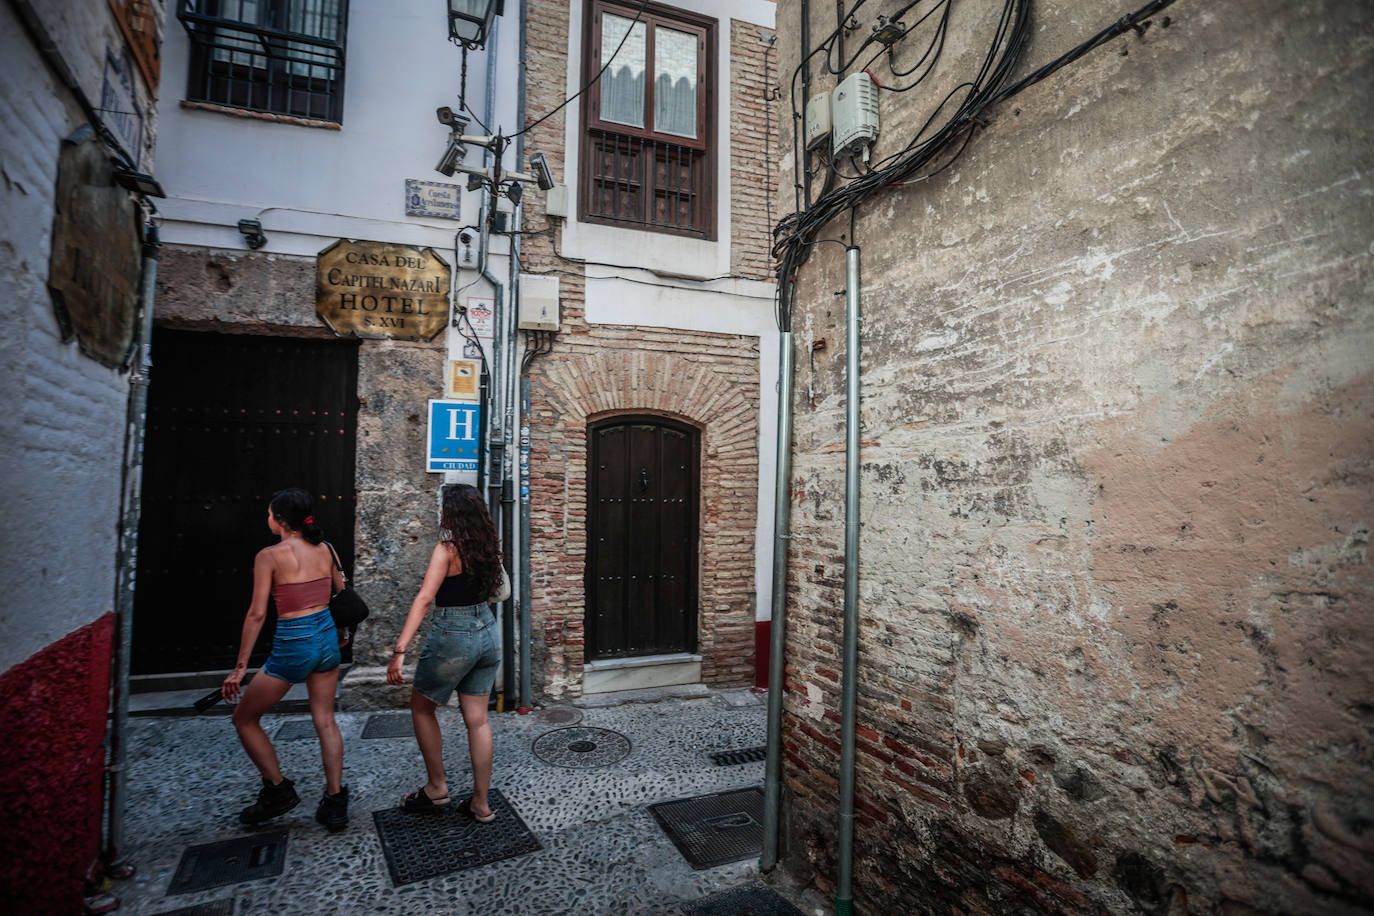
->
xmin=532 ymin=726 xmax=632 ymax=768
xmin=534 ymin=706 xmax=584 ymax=727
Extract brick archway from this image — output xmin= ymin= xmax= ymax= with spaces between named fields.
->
xmin=529 ymin=348 xmax=759 ymax=696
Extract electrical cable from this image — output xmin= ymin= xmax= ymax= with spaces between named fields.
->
xmin=510 ymin=0 xmax=650 ymax=141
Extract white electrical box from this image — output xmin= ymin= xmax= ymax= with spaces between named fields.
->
xmin=804 ymin=93 xmax=832 ymax=150
xmin=831 ymin=72 xmax=879 ymax=158
xmin=545 ymin=184 xmax=569 ymax=219
xmin=518 ymin=274 xmax=560 ymax=331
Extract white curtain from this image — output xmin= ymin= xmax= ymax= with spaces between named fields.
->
xmin=653 ymin=26 xmax=697 ymax=139
xmin=600 ymin=14 xmax=646 ymax=129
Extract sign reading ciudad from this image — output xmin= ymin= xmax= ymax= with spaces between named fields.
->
xmin=316 ymin=239 xmax=450 ymax=341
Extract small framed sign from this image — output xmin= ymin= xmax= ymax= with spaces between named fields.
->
xmin=446 ymin=359 xmax=482 ymax=400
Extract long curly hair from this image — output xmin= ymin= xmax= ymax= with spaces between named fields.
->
xmin=439 ymin=484 xmax=502 ymax=599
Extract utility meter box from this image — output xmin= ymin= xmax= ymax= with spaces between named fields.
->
xmin=831 ymin=72 xmax=880 ymax=158
xmin=804 ymin=93 xmax=832 ymax=150
xmin=518 ymin=274 xmax=560 ymax=331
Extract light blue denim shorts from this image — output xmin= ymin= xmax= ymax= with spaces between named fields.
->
xmin=262 ymin=608 xmax=341 ymax=684
xmin=412 ymin=604 xmax=500 ymax=704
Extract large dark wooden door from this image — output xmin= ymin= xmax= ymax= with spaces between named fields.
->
xmin=587 ymin=417 xmax=699 ymax=660
xmin=132 ymin=329 xmax=359 ymax=674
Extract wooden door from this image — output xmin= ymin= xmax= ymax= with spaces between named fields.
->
xmin=587 ymin=417 xmax=699 ymax=660
xmin=132 ymin=329 xmax=359 ymax=674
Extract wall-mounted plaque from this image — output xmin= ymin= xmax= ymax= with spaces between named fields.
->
xmin=405 ymin=179 xmax=463 ymax=220
xmin=316 ymin=240 xmax=450 ymax=341
xmin=47 ymin=134 xmax=143 ymax=369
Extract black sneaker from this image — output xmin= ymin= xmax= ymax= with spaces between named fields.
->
xmin=315 ymin=785 xmax=349 ymax=832
xmin=239 ymin=777 xmax=300 ymax=825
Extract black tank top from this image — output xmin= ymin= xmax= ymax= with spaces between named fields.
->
xmin=435 ymin=568 xmax=484 ymax=606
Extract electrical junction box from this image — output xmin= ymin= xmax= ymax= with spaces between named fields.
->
xmin=544 ymin=184 xmax=569 ymax=219
xmin=518 ymin=274 xmax=560 ymax=331
xmin=831 ymin=72 xmax=880 ymax=159
xmin=804 ymin=93 xmax=832 ymax=150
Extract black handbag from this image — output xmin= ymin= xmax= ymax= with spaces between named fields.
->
xmin=324 ymin=541 xmax=369 ymax=628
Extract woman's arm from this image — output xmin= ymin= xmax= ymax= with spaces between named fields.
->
xmin=223 ymin=549 xmax=274 ymax=700
xmin=386 ymin=543 xmax=454 ymax=685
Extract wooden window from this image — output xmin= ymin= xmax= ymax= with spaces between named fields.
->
xmin=178 ymin=0 xmax=348 ymax=123
xmin=580 ymin=0 xmax=715 ymax=239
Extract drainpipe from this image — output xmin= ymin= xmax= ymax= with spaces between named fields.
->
xmin=761 ymin=325 xmax=795 ymax=870
xmin=105 ymin=223 xmax=159 ymax=871
xmin=513 ymin=0 xmax=531 ymax=708
xmin=518 ymin=374 xmax=532 ymax=705
xmin=836 ymin=245 xmax=861 ymax=915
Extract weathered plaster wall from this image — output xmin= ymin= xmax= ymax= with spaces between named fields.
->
xmin=155 ymin=246 xmax=445 ymax=677
xmin=775 ymin=0 xmax=1374 ymax=912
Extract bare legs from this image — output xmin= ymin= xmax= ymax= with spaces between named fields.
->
xmin=232 ymin=669 xmax=343 ymax=793
xmin=407 ymin=690 xmax=494 ymax=817
xmin=232 ymin=674 xmax=292 ymax=783
xmin=306 ymin=668 xmax=343 ymax=794
xmin=458 ymin=692 xmax=494 ymax=819
xmin=409 ymin=690 xmax=449 ymax=801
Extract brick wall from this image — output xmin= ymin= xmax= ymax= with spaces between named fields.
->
xmin=730 ymin=20 xmax=777 ymax=278
xmin=774 ymin=0 xmax=1374 ymax=913
xmin=522 ymin=0 xmax=766 ymax=697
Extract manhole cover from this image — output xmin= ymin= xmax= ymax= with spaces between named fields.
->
xmin=709 ymin=746 xmax=767 ymax=766
xmin=167 ymin=832 xmax=287 ymax=895
xmin=534 ymin=706 xmax=583 ymax=726
xmin=362 ymin=713 xmax=415 ymax=739
xmin=372 ymin=787 xmax=541 ymax=885
xmin=681 ymin=883 xmax=806 ymax=915
xmin=531 ymin=726 xmax=631 ymax=768
xmin=649 ymin=787 xmax=764 ymax=870
xmin=153 ymin=900 xmax=235 ymax=916
xmin=274 ymin=719 xmax=317 ymax=741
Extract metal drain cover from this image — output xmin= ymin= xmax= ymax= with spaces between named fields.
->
xmin=153 ymin=900 xmax=236 ymax=916
xmin=531 ymin=726 xmax=631 ymax=768
xmin=534 ymin=706 xmax=584 ymax=726
xmin=274 ymin=719 xmax=317 ymax=741
xmin=167 ymin=832 xmax=287 ymax=895
xmin=709 ymin=746 xmax=767 ymax=766
xmin=362 ymin=712 xmax=415 ymax=738
xmin=372 ymin=788 xmax=541 ymax=885
xmin=649 ymin=787 xmax=764 ymax=870
xmin=681 ymin=883 xmax=806 ymax=915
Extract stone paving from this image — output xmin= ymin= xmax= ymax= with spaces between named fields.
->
xmin=112 ymin=687 xmax=826 ymax=915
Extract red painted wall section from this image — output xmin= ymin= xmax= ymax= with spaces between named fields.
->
xmin=0 ymin=614 xmax=113 ymax=914
xmin=755 ymin=620 xmax=771 ymax=688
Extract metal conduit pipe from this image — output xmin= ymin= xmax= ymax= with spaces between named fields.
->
xmin=761 ymin=329 xmax=795 ymax=870
xmin=513 ymin=0 xmax=532 ymax=707
xmin=836 ymin=245 xmax=862 ymax=915
xmin=105 ymin=223 xmax=160 ymax=869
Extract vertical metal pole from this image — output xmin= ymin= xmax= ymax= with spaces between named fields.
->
xmin=105 ymin=225 xmax=159 ymax=868
xmin=836 ymin=246 xmax=861 ymax=915
xmin=761 ymin=331 xmax=795 ymax=869
xmin=518 ymin=375 xmax=533 ymax=706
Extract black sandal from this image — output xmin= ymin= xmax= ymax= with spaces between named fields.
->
xmin=457 ymin=797 xmax=496 ymax=823
xmin=401 ymin=787 xmax=449 ymax=812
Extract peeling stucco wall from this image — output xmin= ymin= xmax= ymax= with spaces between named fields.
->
xmin=775 ymin=0 xmax=1373 ymax=912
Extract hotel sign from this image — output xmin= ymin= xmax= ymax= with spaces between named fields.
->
xmin=316 ymin=239 xmax=450 ymax=341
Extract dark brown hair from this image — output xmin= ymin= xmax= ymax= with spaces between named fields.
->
xmin=440 ymin=484 xmax=502 ymax=598
xmin=269 ymin=488 xmax=324 ymax=545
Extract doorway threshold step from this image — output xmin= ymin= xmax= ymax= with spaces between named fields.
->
xmin=583 ymin=653 xmax=702 ymax=694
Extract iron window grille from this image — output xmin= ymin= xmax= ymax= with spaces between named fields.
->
xmin=580 ymin=0 xmax=715 ymax=239
xmin=178 ymin=0 xmax=348 ymax=123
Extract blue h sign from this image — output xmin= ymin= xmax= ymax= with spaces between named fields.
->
xmin=427 ymin=400 xmax=481 ymax=472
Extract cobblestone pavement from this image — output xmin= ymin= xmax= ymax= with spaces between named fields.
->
xmin=112 ymin=687 xmax=825 ymax=915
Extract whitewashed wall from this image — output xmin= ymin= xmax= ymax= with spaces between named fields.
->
xmin=0 ymin=0 xmax=156 ymax=672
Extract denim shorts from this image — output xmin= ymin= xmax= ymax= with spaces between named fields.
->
xmin=261 ymin=608 xmax=341 ymax=684
xmin=412 ymin=604 xmax=500 ymax=705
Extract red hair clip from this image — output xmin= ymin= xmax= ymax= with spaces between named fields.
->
xmin=304 ymin=515 xmax=315 ymax=525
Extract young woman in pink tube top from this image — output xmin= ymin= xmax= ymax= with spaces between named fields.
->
xmin=221 ymin=487 xmax=349 ymax=831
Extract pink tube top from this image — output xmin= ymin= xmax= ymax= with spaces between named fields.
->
xmin=272 ymin=576 xmax=332 ymax=614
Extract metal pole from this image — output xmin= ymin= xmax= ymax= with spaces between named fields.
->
xmin=518 ymin=375 xmax=533 ymax=706
xmin=835 ymin=245 xmax=861 ymax=915
xmin=105 ymin=224 xmax=159 ymax=869
xmin=761 ymin=330 xmax=795 ymax=869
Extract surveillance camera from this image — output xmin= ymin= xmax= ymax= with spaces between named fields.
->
xmin=505 ymin=180 xmax=523 ymax=206
xmin=435 ymin=137 xmax=465 ymax=177
xmin=458 ymin=228 xmax=476 ymax=245
xmin=437 ymin=106 xmax=456 ymax=125
xmin=529 ymin=151 xmax=555 ymax=191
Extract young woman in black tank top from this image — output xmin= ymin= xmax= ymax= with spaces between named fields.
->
xmin=387 ymin=484 xmax=504 ymax=820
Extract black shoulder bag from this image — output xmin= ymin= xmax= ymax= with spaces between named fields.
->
xmin=324 ymin=541 xmax=370 ymax=628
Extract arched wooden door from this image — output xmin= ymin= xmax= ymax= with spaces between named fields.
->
xmin=587 ymin=417 xmax=699 ymax=660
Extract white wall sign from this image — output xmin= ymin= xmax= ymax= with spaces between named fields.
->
xmin=405 ymin=179 xmax=463 ymax=220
